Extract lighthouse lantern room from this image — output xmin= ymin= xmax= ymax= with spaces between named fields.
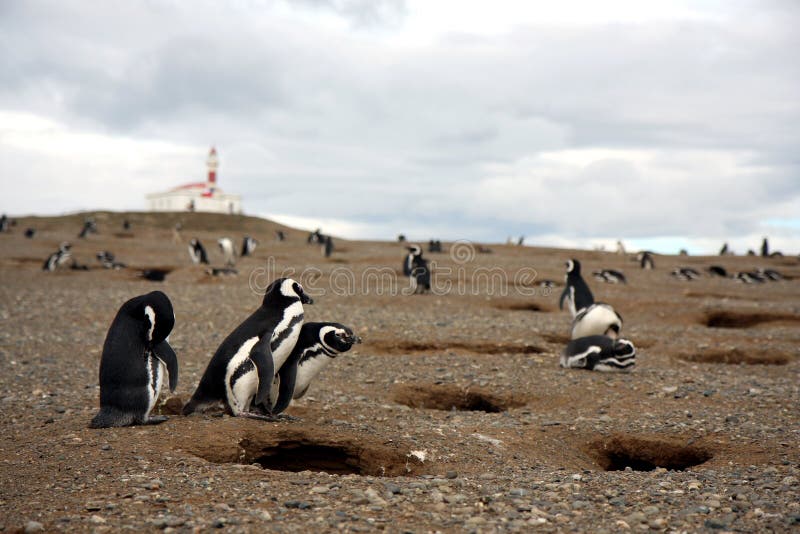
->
xmin=146 ymin=147 xmax=242 ymax=214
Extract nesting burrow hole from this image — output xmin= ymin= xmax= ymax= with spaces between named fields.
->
xmin=190 ymin=428 xmax=429 ymax=477
xmin=677 ymin=348 xmax=791 ymax=366
xmin=702 ymin=310 xmax=800 ymax=329
xmin=492 ymin=300 xmax=551 ymax=312
xmin=370 ymin=340 xmax=544 ymax=355
xmin=392 ymin=384 xmax=527 ymax=413
xmin=588 ymin=434 xmax=712 ymax=472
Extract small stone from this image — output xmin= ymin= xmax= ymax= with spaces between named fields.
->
xmin=465 ymin=516 xmax=486 ymax=525
xmin=782 ymin=476 xmax=798 ymax=486
xmin=642 ymin=506 xmax=659 ymax=517
xmin=24 ymin=521 xmax=44 ymax=533
xmin=212 ymin=518 xmax=226 ymax=528
xmin=310 ymin=486 xmax=329 ymax=494
xmin=704 ymin=518 xmax=727 ymax=529
xmin=445 ymin=470 xmax=458 ymax=479
xmin=101 ymin=444 xmax=112 ymax=451
xmin=384 ymin=483 xmax=402 ymax=495
xmin=625 ymin=512 xmax=646 ymax=525
xmin=89 ymin=515 xmax=106 ymax=525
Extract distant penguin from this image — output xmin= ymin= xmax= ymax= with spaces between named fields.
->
xmin=616 ymin=240 xmax=626 ymax=255
xmin=410 ymin=252 xmax=431 ymax=294
xmin=761 ymin=237 xmax=769 ymax=257
xmin=570 ymin=303 xmax=623 ymax=339
xmin=323 ymin=235 xmax=334 ymax=258
xmin=707 ymin=265 xmax=728 ymax=277
xmin=428 ymin=239 xmax=443 ymax=253
xmin=123 ymin=219 xmax=131 ymax=231
xmin=593 ymin=269 xmax=627 ymax=284
xmin=241 ymin=236 xmax=258 ymax=257
xmin=43 ymin=242 xmax=72 ymax=271
xmin=275 ymin=230 xmax=286 ymax=242
xmin=561 ymin=336 xmax=636 ymax=372
xmin=719 ymin=243 xmax=729 ymax=256
xmin=307 ymin=229 xmax=323 ymax=244
xmin=0 ymin=214 xmax=7 ymax=233
xmin=403 ymin=245 xmax=421 ymax=277
xmin=183 ymin=278 xmax=313 ymax=419
xmin=24 ymin=228 xmax=36 ymax=239
xmin=218 ymin=237 xmax=236 ymax=266
xmin=537 ymin=280 xmax=557 ymax=289
xmin=734 ymin=271 xmax=765 ymax=284
xmin=679 ymin=249 xmax=689 ymax=256
xmin=188 ymin=238 xmax=209 ymax=264
xmin=89 ymin=291 xmax=178 ymax=428
xmin=559 ymin=259 xmax=594 ymax=318
xmin=517 ymin=236 xmax=525 ymax=246
xmin=270 ymin=322 xmax=361 ymax=415
xmin=638 ymin=251 xmax=654 ymax=270
xmin=397 ymin=234 xmax=406 ymax=243
xmin=96 ymin=251 xmax=126 ymax=269
xmin=747 ymin=249 xmax=756 ymax=256
xmin=78 ymin=218 xmax=97 ymax=238
xmin=757 ymin=268 xmax=784 ymax=281
xmin=207 ymin=267 xmax=238 ymax=277
xmin=671 ymin=267 xmax=701 ymax=281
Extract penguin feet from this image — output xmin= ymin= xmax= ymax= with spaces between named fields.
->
xmin=240 ymin=411 xmax=277 ymax=421
xmin=145 ymin=415 xmax=169 ymax=425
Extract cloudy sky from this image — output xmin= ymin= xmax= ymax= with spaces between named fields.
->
xmin=1 ymin=0 xmax=798 ymax=254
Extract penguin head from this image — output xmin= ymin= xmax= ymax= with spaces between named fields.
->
xmin=566 ymin=258 xmax=581 ymax=274
xmin=407 ymin=245 xmax=422 ymax=256
xmin=613 ymin=339 xmax=636 ymax=358
xmin=266 ymin=278 xmax=314 ymax=305
xmin=137 ymin=291 xmax=174 ymax=345
xmin=320 ymin=323 xmax=361 ymax=355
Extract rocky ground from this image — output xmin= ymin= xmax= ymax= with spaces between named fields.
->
xmin=1 ymin=211 xmax=798 ymax=533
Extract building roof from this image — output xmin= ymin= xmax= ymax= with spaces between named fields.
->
xmin=170 ymin=182 xmax=208 ymax=191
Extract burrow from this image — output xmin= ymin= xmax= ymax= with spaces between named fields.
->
xmin=676 ymin=348 xmax=792 ymax=366
xmin=492 ymin=300 xmax=553 ymax=312
xmin=188 ymin=427 xmax=431 ymax=477
xmin=392 ymin=383 xmax=527 ymax=413
xmin=587 ymin=434 xmax=712 ymax=472
xmin=702 ymin=310 xmax=800 ymax=329
xmin=369 ymin=340 xmax=545 ymax=355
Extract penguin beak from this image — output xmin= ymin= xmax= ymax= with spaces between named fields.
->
xmin=301 ymin=294 xmax=314 ymax=305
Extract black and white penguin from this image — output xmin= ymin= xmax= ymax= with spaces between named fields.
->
xmin=561 ymin=336 xmax=636 ymax=372
xmin=570 ymin=303 xmax=623 ymax=339
xmin=671 ymin=267 xmax=701 ymax=281
xmin=707 ymin=265 xmax=728 ymax=278
xmin=270 ymin=322 xmax=361 ymax=415
xmin=42 ymin=242 xmax=72 ymax=271
xmin=761 ymin=237 xmax=769 ymax=257
xmin=410 ymin=251 xmax=431 ymax=294
xmin=89 ymin=291 xmax=178 ymax=428
xmin=403 ymin=245 xmax=421 ymax=277
xmin=96 ymin=251 xmax=126 ymax=269
xmin=428 ymin=240 xmax=443 ymax=253
xmin=637 ymin=251 xmax=655 ymax=270
xmin=719 ymin=243 xmax=729 ymax=256
xmin=182 ymin=278 xmax=313 ymax=419
xmin=757 ymin=268 xmax=784 ymax=281
xmin=592 ymin=269 xmax=627 ymax=284
xmin=24 ymin=228 xmax=36 ymax=238
xmin=275 ymin=230 xmax=286 ymax=242
xmin=322 ymin=235 xmax=334 ymax=258
xmin=241 ymin=236 xmax=258 ymax=257
xmin=218 ymin=237 xmax=236 ymax=266
xmin=733 ymin=271 xmax=765 ymax=284
xmin=0 ymin=214 xmax=8 ymax=233
xmin=207 ymin=267 xmax=238 ymax=277
xmin=559 ymin=259 xmax=595 ymax=317
xmin=307 ymin=229 xmax=323 ymax=244
xmin=78 ymin=218 xmax=97 ymax=238
xmin=123 ymin=219 xmax=131 ymax=231
xmin=188 ymin=238 xmax=209 ymax=264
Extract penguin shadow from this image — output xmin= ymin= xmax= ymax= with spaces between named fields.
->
xmin=391 ymin=383 xmax=528 ymax=413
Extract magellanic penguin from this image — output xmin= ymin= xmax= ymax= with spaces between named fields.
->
xmin=269 ymin=322 xmax=362 ymax=416
xmin=218 ymin=237 xmax=236 ymax=266
xmin=42 ymin=242 xmax=72 ymax=271
xmin=671 ymin=267 xmax=701 ymax=281
xmin=559 ymin=259 xmax=594 ymax=317
xmin=403 ymin=245 xmax=421 ymax=276
xmin=637 ymin=251 xmax=655 ymax=270
xmin=182 ymin=278 xmax=313 ymax=419
xmin=188 ymin=238 xmax=209 ymax=264
xmin=570 ymin=303 xmax=623 ymax=340
xmin=241 ymin=236 xmax=259 ymax=257
xmin=561 ymin=336 xmax=636 ymax=372
xmin=89 ymin=291 xmax=178 ymax=428
xmin=592 ymin=269 xmax=627 ymax=284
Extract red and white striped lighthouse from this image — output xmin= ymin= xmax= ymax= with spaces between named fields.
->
xmin=206 ymin=147 xmax=219 ymax=186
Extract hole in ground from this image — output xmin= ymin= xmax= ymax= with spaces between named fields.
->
xmin=492 ymin=300 xmax=552 ymax=312
xmin=703 ymin=310 xmax=800 ymax=328
xmin=369 ymin=340 xmax=544 ymax=355
xmin=392 ymin=383 xmax=527 ymax=413
xmin=588 ymin=434 xmax=712 ymax=472
xmin=189 ymin=427 xmax=429 ymax=477
xmin=676 ymin=348 xmax=791 ymax=366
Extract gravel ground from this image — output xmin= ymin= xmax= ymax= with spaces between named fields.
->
xmin=1 ymin=211 xmax=799 ymax=533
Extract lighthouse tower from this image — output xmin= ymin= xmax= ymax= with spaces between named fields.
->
xmin=145 ymin=146 xmax=242 ymax=214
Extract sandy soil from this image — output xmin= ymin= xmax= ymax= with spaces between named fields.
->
xmin=0 ymin=211 xmax=798 ymax=533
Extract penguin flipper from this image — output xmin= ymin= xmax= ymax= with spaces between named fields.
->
xmin=271 ymin=361 xmax=299 ymax=415
xmin=249 ymin=336 xmax=274 ymax=407
xmin=558 ymin=287 xmax=569 ymax=311
xmin=152 ymin=340 xmax=179 ymax=392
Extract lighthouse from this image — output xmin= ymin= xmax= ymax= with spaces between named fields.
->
xmin=145 ymin=147 xmax=242 ymax=214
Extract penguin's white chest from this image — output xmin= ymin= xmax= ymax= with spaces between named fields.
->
xmin=146 ymin=353 xmax=166 ymax=415
xmin=225 ymin=336 xmax=261 ymax=415
xmin=270 ymin=301 xmax=304 ymax=370
xmin=571 ymin=304 xmax=621 ymax=339
xmin=294 ymin=349 xmax=334 ymax=398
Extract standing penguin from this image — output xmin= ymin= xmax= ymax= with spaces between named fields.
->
xmin=761 ymin=237 xmax=769 ymax=257
xmin=638 ymin=251 xmax=655 ymax=270
xmin=561 ymin=336 xmax=636 ymax=372
xmin=410 ymin=252 xmax=431 ymax=293
xmin=182 ymin=278 xmax=313 ymax=419
xmin=269 ymin=322 xmax=361 ymax=415
xmin=241 ymin=236 xmax=258 ymax=257
xmin=559 ymin=259 xmax=594 ymax=317
xmin=323 ymin=235 xmax=334 ymax=258
xmin=89 ymin=291 xmax=178 ymax=428
xmin=42 ymin=242 xmax=72 ymax=271
xmin=403 ymin=245 xmax=421 ymax=276
xmin=570 ymin=303 xmax=623 ymax=339
xmin=218 ymin=237 xmax=236 ymax=266
xmin=188 ymin=238 xmax=209 ymax=264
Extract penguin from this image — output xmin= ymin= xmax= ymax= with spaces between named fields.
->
xmin=269 ymin=322 xmax=362 ymax=415
xmin=218 ymin=237 xmax=236 ymax=266
xmin=307 ymin=229 xmax=323 ymax=244
xmin=123 ymin=219 xmax=131 ymax=231
xmin=670 ymin=267 xmax=701 ymax=281
xmin=241 ymin=236 xmax=258 ymax=257
xmin=592 ymin=269 xmax=627 ymax=284
xmin=96 ymin=251 xmax=126 ymax=270
xmin=761 ymin=237 xmax=769 ymax=257
xmin=757 ymin=268 xmax=784 ymax=281
xmin=707 ymin=265 xmax=728 ymax=278
xmin=719 ymin=243 xmax=729 ymax=256
xmin=141 ymin=268 xmax=171 ymax=282
xmin=403 ymin=245 xmax=421 ymax=277
xmin=410 ymin=251 xmax=431 ymax=294
xmin=428 ymin=240 xmax=443 ymax=253
xmin=733 ymin=271 xmax=765 ymax=284
xmin=207 ymin=267 xmax=238 ymax=277
xmin=188 ymin=238 xmax=209 ymax=264
xmin=397 ymin=234 xmax=406 ymax=243
xmin=275 ymin=230 xmax=286 ymax=242
xmin=0 ymin=214 xmax=8 ymax=233
xmin=537 ymin=280 xmax=557 ymax=289
xmin=89 ymin=291 xmax=178 ymax=428
xmin=24 ymin=228 xmax=36 ymax=239
xmin=183 ymin=278 xmax=313 ymax=419
xmin=616 ymin=240 xmax=626 ymax=255
xmin=322 ymin=235 xmax=334 ymax=258
xmin=637 ymin=251 xmax=654 ymax=270
xmin=42 ymin=242 xmax=72 ymax=271
xmin=78 ymin=218 xmax=97 ymax=238
xmin=570 ymin=303 xmax=623 ymax=339
xmin=559 ymin=259 xmax=594 ymax=318
xmin=561 ymin=336 xmax=636 ymax=372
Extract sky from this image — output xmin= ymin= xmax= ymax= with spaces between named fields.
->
xmin=1 ymin=0 xmax=798 ymax=254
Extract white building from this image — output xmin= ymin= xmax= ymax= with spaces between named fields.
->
xmin=146 ymin=147 xmax=242 ymax=214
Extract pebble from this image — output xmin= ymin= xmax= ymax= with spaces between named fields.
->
xmin=24 ymin=521 xmax=44 ymax=533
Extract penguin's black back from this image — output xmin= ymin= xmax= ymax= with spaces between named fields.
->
xmin=566 ymin=262 xmax=594 ymax=311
